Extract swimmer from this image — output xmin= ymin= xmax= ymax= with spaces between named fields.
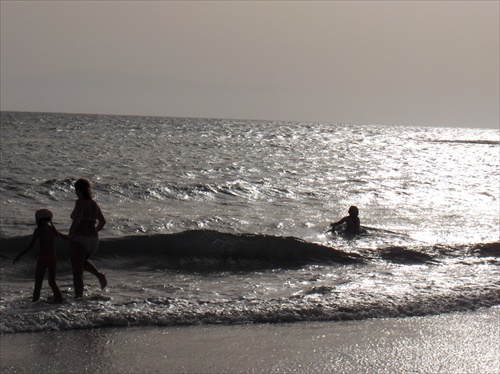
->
xmin=330 ymin=206 xmax=361 ymax=235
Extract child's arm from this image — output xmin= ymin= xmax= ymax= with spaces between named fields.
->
xmin=13 ymin=229 xmax=39 ymax=264
xmin=49 ymin=222 xmax=71 ymax=241
xmin=330 ymin=216 xmax=347 ymax=229
xmin=57 ymin=231 xmax=72 ymax=241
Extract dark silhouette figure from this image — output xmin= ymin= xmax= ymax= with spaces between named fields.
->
xmin=330 ymin=206 xmax=361 ymax=235
xmin=13 ymin=209 xmax=71 ymax=302
xmin=69 ymin=178 xmax=107 ymax=298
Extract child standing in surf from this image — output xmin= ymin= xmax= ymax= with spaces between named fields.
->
xmin=13 ymin=209 xmax=71 ymax=302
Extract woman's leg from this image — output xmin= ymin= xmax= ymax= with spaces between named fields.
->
xmin=83 ymin=259 xmax=99 ymax=276
xmin=84 ymin=260 xmax=107 ymax=290
xmin=70 ymin=241 xmax=86 ymax=298
xmin=83 ymin=238 xmax=107 ymax=290
xmin=47 ymin=262 xmax=63 ymax=302
xmin=32 ymin=261 xmax=46 ymax=301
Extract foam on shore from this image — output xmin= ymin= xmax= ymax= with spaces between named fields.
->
xmin=1 ymin=307 xmax=499 ymax=373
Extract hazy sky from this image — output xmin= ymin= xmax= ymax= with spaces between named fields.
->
xmin=1 ymin=1 xmax=498 ymax=128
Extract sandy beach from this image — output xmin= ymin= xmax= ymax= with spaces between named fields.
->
xmin=1 ymin=307 xmax=498 ymax=373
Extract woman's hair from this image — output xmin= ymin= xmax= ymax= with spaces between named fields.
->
xmin=74 ymin=178 xmax=94 ymax=199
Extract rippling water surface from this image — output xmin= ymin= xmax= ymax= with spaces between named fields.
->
xmin=0 ymin=112 xmax=498 ymax=333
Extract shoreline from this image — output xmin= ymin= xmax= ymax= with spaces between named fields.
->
xmin=1 ymin=307 xmax=499 ymax=373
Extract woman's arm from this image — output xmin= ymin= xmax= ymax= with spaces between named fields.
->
xmin=69 ymin=200 xmax=83 ymax=236
xmin=57 ymin=231 xmax=72 ymax=241
xmin=95 ymin=204 xmax=106 ymax=233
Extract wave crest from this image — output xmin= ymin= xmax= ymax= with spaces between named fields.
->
xmin=3 ymin=230 xmax=498 ymax=271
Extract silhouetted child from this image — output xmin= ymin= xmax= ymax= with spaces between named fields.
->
xmin=13 ymin=209 xmax=71 ymax=302
xmin=330 ymin=206 xmax=361 ymax=235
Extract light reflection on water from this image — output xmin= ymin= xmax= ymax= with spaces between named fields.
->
xmin=0 ymin=113 xmax=498 ymax=334
xmin=1 ymin=113 xmax=498 ymax=247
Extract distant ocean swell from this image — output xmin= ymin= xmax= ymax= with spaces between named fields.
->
xmin=6 ymin=178 xmax=309 ymax=203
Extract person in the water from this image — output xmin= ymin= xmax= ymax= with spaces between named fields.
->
xmin=13 ymin=209 xmax=71 ymax=302
xmin=330 ymin=206 xmax=361 ymax=234
xmin=69 ymin=178 xmax=107 ymax=298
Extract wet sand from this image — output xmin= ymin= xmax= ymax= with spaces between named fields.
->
xmin=1 ymin=307 xmax=499 ymax=373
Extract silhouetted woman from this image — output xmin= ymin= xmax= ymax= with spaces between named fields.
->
xmin=69 ymin=178 xmax=107 ymax=298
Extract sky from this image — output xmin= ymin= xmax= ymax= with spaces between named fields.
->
xmin=1 ymin=1 xmax=498 ymax=128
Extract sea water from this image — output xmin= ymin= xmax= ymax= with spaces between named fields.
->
xmin=0 ymin=111 xmax=499 ymax=333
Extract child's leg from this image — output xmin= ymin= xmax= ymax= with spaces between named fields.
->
xmin=33 ymin=261 xmax=46 ymax=301
xmin=47 ymin=262 xmax=63 ymax=302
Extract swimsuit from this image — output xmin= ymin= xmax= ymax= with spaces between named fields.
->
xmin=72 ymin=235 xmax=99 ymax=257
xmin=38 ymin=254 xmax=57 ymax=265
xmin=70 ymin=199 xmax=98 ymax=222
xmin=71 ymin=199 xmax=100 ymax=257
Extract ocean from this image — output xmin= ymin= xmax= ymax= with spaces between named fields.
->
xmin=0 ymin=111 xmax=499 ymax=335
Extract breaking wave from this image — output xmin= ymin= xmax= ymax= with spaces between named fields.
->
xmin=2 ymin=230 xmax=498 ymax=271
